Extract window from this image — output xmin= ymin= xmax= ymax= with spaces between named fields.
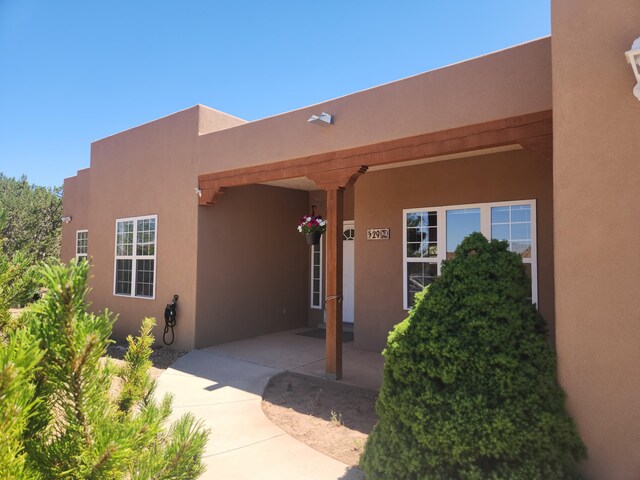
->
xmin=403 ymin=200 xmax=537 ymax=309
xmin=405 ymin=210 xmax=439 ymax=308
xmin=114 ymin=215 xmax=157 ymax=299
xmin=76 ymin=230 xmax=88 ymax=261
xmin=310 ymin=241 xmax=323 ymax=309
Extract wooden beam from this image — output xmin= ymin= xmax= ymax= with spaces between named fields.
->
xmin=307 ymin=166 xmax=368 ymax=190
xmin=198 ymin=111 xmax=552 ymax=198
xmin=198 ymin=185 xmax=226 ymax=206
xmin=325 ymin=187 xmax=344 ymax=380
xmin=519 ymin=134 xmax=553 ymax=160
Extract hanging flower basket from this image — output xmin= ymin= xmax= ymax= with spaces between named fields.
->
xmin=297 ymin=212 xmax=326 ymax=246
xmin=305 ymin=231 xmax=322 ymax=246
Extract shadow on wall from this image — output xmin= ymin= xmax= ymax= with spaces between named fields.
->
xmin=195 ymin=184 xmax=310 ymax=347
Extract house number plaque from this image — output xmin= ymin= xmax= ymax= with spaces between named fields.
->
xmin=367 ymin=228 xmax=390 ymax=240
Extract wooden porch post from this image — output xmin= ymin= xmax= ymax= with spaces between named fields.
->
xmin=308 ymin=166 xmax=367 ymax=380
xmin=325 ymin=187 xmax=344 ymax=380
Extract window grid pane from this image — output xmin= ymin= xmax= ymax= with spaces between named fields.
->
xmin=116 ymin=221 xmax=134 ymax=256
xmin=491 ymin=205 xmax=532 ymax=258
xmin=136 ymin=218 xmax=156 ymax=256
xmin=405 ymin=211 xmax=438 ymax=258
xmin=76 ymin=231 xmax=88 ymax=255
xmin=115 ymin=259 xmax=132 ymax=295
xmin=135 ymin=259 xmax=155 ymax=297
xmin=404 ymin=201 xmax=536 ymax=310
xmin=310 ymin=243 xmax=322 ymax=308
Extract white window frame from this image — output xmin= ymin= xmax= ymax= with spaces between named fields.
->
xmin=113 ymin=214 xmax=158 ymax=300
xmin=75 ymin=229 xmax=88 ymax=261
xmin=310 ymin=240 xmax=323 ymax=309
xmin=403 ymin=200 xmax=537 ymax=310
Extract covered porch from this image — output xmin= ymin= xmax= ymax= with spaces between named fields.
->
xmin=196 ymin=111 xmax=553 ymax=380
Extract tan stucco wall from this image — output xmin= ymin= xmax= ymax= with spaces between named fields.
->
xmin=194 ymin=184 xmax=309 ymax=347
xmin=354 ymin=149 xmax=554 ymax=352
xmin=61 ymin=176 xmax=77 ymax=262
xmin=61 ymin=168 xmax=90 ymax=262
xmin=62 ymin=106 xmax=244 ymax=350
xmin=552 ymin=1 xmax=640 ymax=478
xmin=197 ymin=38 xmax=551 ymax=174
xmin=61 ymin=36 xmax=552 ymax=356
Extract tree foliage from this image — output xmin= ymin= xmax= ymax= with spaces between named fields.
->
xmin=0 ymin=173 xmax=62 ymax=261
xmin=0 ymin=261 xmax=209 ymax=479
xmin=361 ymin=233 xmax=586 ymax=480
xmin=0 ymin=225 xmax=40 ymax=336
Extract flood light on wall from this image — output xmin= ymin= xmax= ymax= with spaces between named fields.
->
xmin=625 ymin=37 xmax=640 ymax=101
xmin=308 ymin=112 xmax=333 ymax=126
xmin=61 ymin=216 xmax=72 ymax=224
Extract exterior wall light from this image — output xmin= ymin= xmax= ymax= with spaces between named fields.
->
xmin=308 ymin=112 xmax=333 ymax=126
xmin=61 ymin=216 xmax=72 ymax=223
xmin=195 ymin=187 xmax=202 ymax=198
xmin=625 ymin=37 xmax=640 ymax=101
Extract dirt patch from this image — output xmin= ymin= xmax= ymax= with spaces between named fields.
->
xmin=262 ymin=371 xmax=379 ymax=466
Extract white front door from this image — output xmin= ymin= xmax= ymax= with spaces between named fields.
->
xmin=342 ymin=221 xmax=355 ymax=324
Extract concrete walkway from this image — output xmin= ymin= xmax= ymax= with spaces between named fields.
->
xmin=155 ymin=329 xmax=380 ymax=479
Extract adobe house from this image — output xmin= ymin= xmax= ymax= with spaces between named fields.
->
xmin=61 ymin=0 xmax=640 ymax=477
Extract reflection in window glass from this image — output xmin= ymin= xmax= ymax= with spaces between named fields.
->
xmin=135 ymin=259 xmax=155 ymax=297
xmin=491 ymin=205 xmax=532 ymax=258
xmin=404 ymin=201 xmax=537 ymax=310
xmin=406 ymin=211 xmax=437 ymax=258
xmin=115 ymin=259 xmax=132 ymax=295
xmin=446 ymin=208 xmax=480 ymax=259
xmin=407 ymin=262 xmax=437 ymax=307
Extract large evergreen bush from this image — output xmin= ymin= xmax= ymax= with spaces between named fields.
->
xmin=0 ymin=261 xmax=208 ymax=479
xmin=361 ymin=232 xmax=586 ymax=479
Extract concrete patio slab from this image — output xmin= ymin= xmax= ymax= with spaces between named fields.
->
xmin=200 ymin=327 xmax=357 ymax=371
xmin=292 ymin=348 xmax=385 ymax=391
xmin=156 ymin=339 xmax=370 ymax=480
xmin=200 ymin=328 xmax=382 ymax=391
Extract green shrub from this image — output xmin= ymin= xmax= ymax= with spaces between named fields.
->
xmin=0 ymin=261 xmax=209 ymax=479
xmin=361 ymin=232 xmax=586 ymax=480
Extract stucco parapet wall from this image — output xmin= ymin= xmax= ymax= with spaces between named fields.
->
xmin=91 ymin=105 xmax=245 ymax=147
xmin=62 ymin=105 xmax=246 ymax=182
xmin=196 ymin=37 xmax=551 ymax=175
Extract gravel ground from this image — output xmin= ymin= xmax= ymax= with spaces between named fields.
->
xmin=106 ymin=343 xmax=186 ymax=379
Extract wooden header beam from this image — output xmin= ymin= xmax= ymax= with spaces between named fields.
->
xmin=197 ymin=110 xmax=552 ymax=205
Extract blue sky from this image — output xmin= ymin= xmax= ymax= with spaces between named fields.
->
xmin=0 ymin=1 xmax=550 ymax=188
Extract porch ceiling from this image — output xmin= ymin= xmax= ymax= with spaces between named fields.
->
xmin=256 ymin=145 xmax=523 ymax=191
xmin=197 ymin=110 xmax=552 ymax=205
xmin=260 ymin=177 xmax=318 ymax=191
